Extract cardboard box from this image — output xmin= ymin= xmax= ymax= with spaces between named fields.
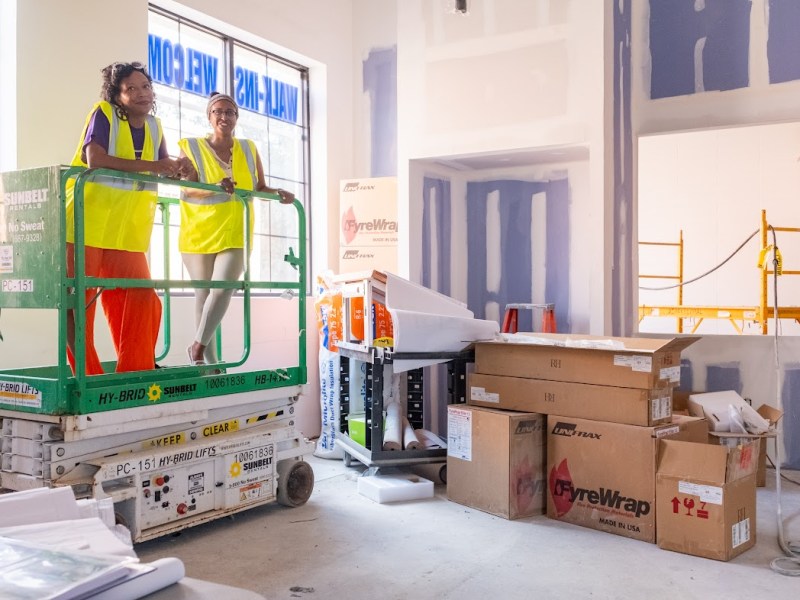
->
xmin=700 ymin=403 xmax=782 ymax=487
xmin=447 ymin=406 xmax=546 ymax=520
xmin=476 ymin=333 xmax=698 ymax=390
xmin=469 ymin=372 xmax=673 ymax=426
xmin=687 ymin=391 xmax=771 ymax=433
xmin=546 ymin=415 xmax=708 ymax=543
xmin=656 ymin=439 xmax=758 ymax=561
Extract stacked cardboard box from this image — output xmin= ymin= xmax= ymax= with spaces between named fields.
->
xmin=469 ymin=333 xmax=718 ymax=545
xmin=472 ymin=332 xmax=696 ymax=426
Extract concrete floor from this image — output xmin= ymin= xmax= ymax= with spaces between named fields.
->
xmin=136 ymin=456 xmax=800 ymax=600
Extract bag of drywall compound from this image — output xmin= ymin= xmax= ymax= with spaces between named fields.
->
xmin=314 ymin=273 xmax=345 ymax=459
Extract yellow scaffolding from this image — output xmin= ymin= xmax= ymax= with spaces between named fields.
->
xmin=638 ymin=210 xmax=800 ymax=334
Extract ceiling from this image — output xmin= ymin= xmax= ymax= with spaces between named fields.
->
xmin=428 ymin=145 xmax=590 ymax=172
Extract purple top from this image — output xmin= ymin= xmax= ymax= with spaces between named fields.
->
xmin=82 ymin=108 xmax=168 ymax=162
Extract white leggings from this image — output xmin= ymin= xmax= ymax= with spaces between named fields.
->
xmin=182 ymin=249 xmax=244 ymax=363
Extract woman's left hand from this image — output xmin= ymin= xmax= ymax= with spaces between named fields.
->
xmin=220 ymin=177 xmax=236 ymax=194
xmin=277 ymin=189 xmax=295 ymax=204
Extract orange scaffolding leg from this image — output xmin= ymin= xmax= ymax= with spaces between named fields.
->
xmin=541 ymin=306 xmax=557 ymax=333
xmin=502 ymin=303 xmax=557 ymax=334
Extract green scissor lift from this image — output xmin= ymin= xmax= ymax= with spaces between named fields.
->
xmin=0 ymin=166 xmax=315 ymax=540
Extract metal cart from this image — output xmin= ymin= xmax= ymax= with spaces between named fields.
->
xmin=335 ymin=342 xmax=473 ymax=483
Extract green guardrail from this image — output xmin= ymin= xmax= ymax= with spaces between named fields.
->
xmin=0 ymin=165 xmax=307 ymax=415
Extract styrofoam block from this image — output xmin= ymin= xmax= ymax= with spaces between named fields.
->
xmin=357 ymin=473 xmax=434 ymax=504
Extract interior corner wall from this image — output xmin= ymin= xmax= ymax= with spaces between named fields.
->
xmin=411 ymin=159 xmax=592 ymax=334
xmin=629 ymin=0 xmax=800 ymax=461
xmin=398 ymin=0 xmax=609 ymax=333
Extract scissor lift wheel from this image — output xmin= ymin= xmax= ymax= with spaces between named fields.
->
xmin=276 ymin=459 xmax=314 ymax=507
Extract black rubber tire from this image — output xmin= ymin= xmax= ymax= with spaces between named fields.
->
xmin=439 ymin=464 xmax=447 ymax=484
xmin=276 ymin=459 xmax=315 ymax=507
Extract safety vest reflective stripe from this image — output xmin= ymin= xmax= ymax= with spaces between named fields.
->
xmin=88 ymin=174 xmax=155 ymax=192
xmin=241 ymin=141 xmax=257 ymax=186
xmin=102 ymin=113 xmax=160 ymax=192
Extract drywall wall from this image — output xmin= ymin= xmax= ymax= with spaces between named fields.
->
xmin=628 ymin=0 xmax=800 ymax=461
xmin=353 ymin=0 xmax=398 ymax=179
xmin=397 ymin=0 xmax=609 ymax=333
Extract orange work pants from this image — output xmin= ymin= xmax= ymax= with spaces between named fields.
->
xmin=67 ymin=244 xmax=161 ymax=374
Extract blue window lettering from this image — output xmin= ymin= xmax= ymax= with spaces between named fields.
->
xmin=234 ymin=66 xmax=247 ymax=106
xmin=173 ymin=43 xmax=185 ymax=90
xmin=202 ymin=55 xmax=218 ymax=96
xmin=148 ymin=35 xmax=163 ymax=83
xmin=245 ymin=69 xmax=259 ymax=111
xmin=148 ymin=34 xmax=293 ymax=120
xmin=191 ymin=49 xmax=203 ymax=93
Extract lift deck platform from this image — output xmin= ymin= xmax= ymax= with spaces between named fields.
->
xmin=0 ymin=166 xmax=315 ymax=541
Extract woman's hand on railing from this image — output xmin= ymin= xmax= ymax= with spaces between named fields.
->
xmin=175 ymin=156 xmax=196 ymax=179
xmin=220 ymin=177 xmax=237 ymax=195
xmin=152 ymin=157 xmax=186 ymax=179
xmin=258 ymin=183 xmax=294 ymax=204
xmin=276 ymin=189 xmax=295 ymax=204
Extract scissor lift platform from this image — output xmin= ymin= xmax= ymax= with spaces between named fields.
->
xmin=0 ymin=165 xmax=314 ymax=541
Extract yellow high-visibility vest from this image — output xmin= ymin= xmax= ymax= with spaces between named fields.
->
xmin=177 ymin=137 xmax=258 ymax=254
xmin=65 ymin=101 xmax=163 ymax=252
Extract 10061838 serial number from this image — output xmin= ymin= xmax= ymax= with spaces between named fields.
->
xmin=206 ymin=374 xmax=246 ymax=389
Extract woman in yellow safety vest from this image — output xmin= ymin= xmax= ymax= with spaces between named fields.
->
xmin=66 ymin=61 xmax=188 ymax=375
xmin=179 ymin=92 xmax=294 ymax=365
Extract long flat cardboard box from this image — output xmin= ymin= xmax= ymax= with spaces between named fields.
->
xmin=469 ymin=373 xmax=673 ymax=426
xmin=476 ymin=333 xmax=698 ymax=389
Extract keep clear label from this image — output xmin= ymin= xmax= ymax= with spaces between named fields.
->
xmin=225 ymin=444 xmax=275 ymax=506
xmin=0 ymin=381 xmax=42 ymax=408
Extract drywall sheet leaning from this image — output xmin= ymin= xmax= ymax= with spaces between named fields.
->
xmin=385 ymin=273 xmax=472 ymax=316
xmin=383 ymin=273 xmax=498 ymax=372
xmin=389 ymin=309 xmax=498 ymax=372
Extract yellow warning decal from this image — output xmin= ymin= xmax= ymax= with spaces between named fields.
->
xmin=245 ymin=410 xmax=284 ymax=425
xmin=143 ymin=432 xmax=186 ymax=449
xmin=202 ymin=418 xmax=240 ymax=438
